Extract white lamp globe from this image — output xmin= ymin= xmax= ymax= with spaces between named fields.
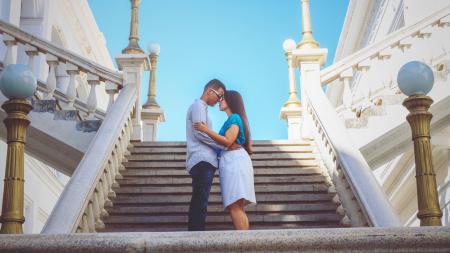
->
xmin=0 ymin=64 xmax=37 ymax=99
xmin=148 ymin=43 xmax=160 ymax=55
xmin=397 ymin=61 xmax=434 ymax=96
xmin=283 ymin=39 xmax=297 ymax=52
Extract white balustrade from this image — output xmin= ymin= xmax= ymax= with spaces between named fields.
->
xmin=45 ymin=54 xmax=58 ymax=99
xmin=65 ymin=63 xmax=80 ymax=110
xmin=105 ymin=81 xmax=119 ymax=112
xmin=2 ymin=34 xmax=17 ymax=66
xmin=86 ymin=73 xmax=100 ymax=120
xmin=25 ymin=45 xmax=38 ymax=73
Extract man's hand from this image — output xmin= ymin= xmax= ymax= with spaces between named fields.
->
xmin=228 ymin=142 xmax=241 ymax=150
xmin=194 ymin=122 xmax=208 ymax=132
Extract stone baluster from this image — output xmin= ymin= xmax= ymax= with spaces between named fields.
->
xmin=65 ymin=63 xmax=80 ymax=110
xmin=97 ymin=181 xmax=109 ymax=218
xmin=101 ymin=173 xmax=112 ymax=208
xmin=25 ymin=45 xmax=39 ymax=74
xmin=86 ymin=73 xmax=100 ymax=120
xmin=81 ymin=214 xmax=89 ymax=233
xmin=3 ymin=34 xmax=17 ymax=66
xmin=45 ymin=55 xmax=58 ymax=99
xmin=92 ymin=191 xmax=105 ymax=230
xmin=339 ymin=68 xmax=354 ymax=110
xmin=105 ymin=81 xmax=119 ymax=112
xmin=86 ymin=202 xmax=95 ymax=232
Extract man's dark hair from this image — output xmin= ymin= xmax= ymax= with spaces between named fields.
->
xmin=203 ymin=79 xmax=226 ymax=93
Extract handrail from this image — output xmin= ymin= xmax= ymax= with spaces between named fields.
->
xmin=0 ymin=19 xmax=123 ymax=85
xmin=320 ymin=5 xmax=450 ymax=85
xmin=305 ymin=83 xmax=401 ymax=227
xmin=42 ymin=84 xmax=136 ymax=233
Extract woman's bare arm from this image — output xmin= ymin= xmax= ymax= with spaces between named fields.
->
xmin=194 ymin=122 xmax=239 ymax=148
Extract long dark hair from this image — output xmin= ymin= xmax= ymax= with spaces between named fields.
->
xmin=224 ymin=90 xmax=253 ymax=154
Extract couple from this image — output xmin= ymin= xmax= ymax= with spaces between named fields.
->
xmin=186 ymin=79 xmax=256 ymax=231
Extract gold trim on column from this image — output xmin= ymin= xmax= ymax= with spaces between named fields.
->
xmin=403 ymin=95 xmax=442 ymax=226
xmin=122 ymin=0 xmax=144 ymax=54
xmin=297 ymin=0 xmax=320 ymax=49
xmin=0 ymin=99 xmax=32 ymax=234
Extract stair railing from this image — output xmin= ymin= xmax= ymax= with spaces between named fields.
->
xmin=322 ymin=6 xmax=450 ymax=117
xmin=305 ymin=82 xmax=401 ymax=227
xmin=0 ymin=19 xmax=122 ymax=120
xmin=42 ymin=83 xmax=136 ymax=233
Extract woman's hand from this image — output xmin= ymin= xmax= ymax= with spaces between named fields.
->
xmin=194 ymin=122 xmax=208 ymax=132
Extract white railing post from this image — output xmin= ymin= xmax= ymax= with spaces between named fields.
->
xmin=65 ymin=63 xmax=80 ymax=110
xmin=340 ymin=68 xmax=354 ymax=112
xmin=3 ymin=34 xmax=17 ymax=66
xmin=105 ymin=81 xmax=119 ymax=112
xmin=86 ymin=73 xmax=100 ymax=120
xmin=116 ymin=54 xmax=150 ymax=141
xmin=45 ymin=54 xmax=59 ymax=99
xmin=25 ymin=45 xmax=38 ymax=74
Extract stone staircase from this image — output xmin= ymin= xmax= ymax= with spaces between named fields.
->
xmin=100 ymin=140 xmax=345 ymax=232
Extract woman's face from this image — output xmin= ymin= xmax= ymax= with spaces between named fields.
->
xmin=219 ymin=98 xmax=228 ymax=111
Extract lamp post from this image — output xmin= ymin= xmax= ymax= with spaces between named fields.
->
xmin=282 ymin=39 xmax=301 ymax=107
xmin=143 ymin=43 xmax=160 ymax=109
xmin=398 ymin=61 xmax=442 ymax=226
xmin=0 ymin=64 xmax=37 ymax=234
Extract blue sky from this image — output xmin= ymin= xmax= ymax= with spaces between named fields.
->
xmin=88 ymin=0 xmax=349 ymax=141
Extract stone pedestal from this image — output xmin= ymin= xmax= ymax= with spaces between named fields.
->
xmin=141 ymin=107 xmax=165 ymax=142
xmin=280 ymin=105 xmax=303 ymax=140
xmin=116 ymin=54 xmax=150 ymax=142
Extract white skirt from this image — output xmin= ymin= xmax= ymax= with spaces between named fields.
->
xmin=219 ymin=148 xmax=256 ymax=209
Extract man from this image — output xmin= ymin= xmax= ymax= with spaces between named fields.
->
xmin=186 ymin=79 xmax=231 ymax=231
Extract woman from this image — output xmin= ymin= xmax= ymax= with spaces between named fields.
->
xmin=194 ymin=90 xmax=256 ymax=230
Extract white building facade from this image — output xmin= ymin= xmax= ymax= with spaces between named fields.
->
xmin=0 ymin=0 xmax=113 ymax=233
xmin=327 ymin=0 xmax=450 ymax=225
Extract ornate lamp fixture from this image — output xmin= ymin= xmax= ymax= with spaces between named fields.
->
xmin=0 ymin=64 xmax=37 ymax=234
xmin=398 ymin=61 xmax=442 ymax=226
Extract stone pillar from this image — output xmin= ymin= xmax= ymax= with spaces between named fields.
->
xmin=141 ymin=108 xmax=165 ymax=141
xmin=116 ymin=54 xmax=149 ymax=141
xmin=294 ymin=48 xmax=328 ymax=139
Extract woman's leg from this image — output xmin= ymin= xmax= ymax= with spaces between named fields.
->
xmin=228 ymin=198 xmax=249 ymax=230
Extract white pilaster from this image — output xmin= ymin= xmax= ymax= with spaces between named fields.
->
xmin=115 ymin=54 xmax=149 ymax=141
xmin=141 ymin=107 xmax=165 ymax=142
xmin=280 ymin=106 xmax=303 ymax=140
xmin=293 ymin=48 xmax=328 ymax=140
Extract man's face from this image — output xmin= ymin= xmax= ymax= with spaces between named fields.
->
xmin=206 ymin=87 xmax=224 ymax=106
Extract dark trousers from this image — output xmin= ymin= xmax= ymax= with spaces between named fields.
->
xmin=188 ymin=161 xmax=216 ymax=231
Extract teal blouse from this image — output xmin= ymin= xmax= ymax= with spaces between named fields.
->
xmin=219 ymin=113 xmax=246 ymax=145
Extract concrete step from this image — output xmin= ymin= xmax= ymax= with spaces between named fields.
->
xmin=100 ymin=222 xmax=341 ymax=232
xmin=103 ymin=213 xmax=342 ymax=225
xmin=117 ymin=175 xmax=328 ymax=186
xmin=114 ymin=184 xmax=330 ymax=194
xmin=120 ymin=167 xmax=323 ymax=176
xmin=131 ymin=140 xmax=314 ymax=148
xmin=112 ymin=192 xmax=336 ymax=205
xmin=106 ymin=203 xmax=340 ymax=215
xmin=130 ymin=145 xmax=315 ymax=154
xmin=126 ymin=153 xmax=317 ymax=161
xmin=122 ymin=160 xmax=320 ymax=168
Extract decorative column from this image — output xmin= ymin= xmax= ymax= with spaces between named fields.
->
xmin=117 ymin=0 xmax=149 ymax=141
xmin=142 ymin=43 xmax=165 ymax=142
xmin=398 ymin=61 xmax=442 ymax=226
xmin=292 ymin=0 xmax=328 ymax=139
xmin=0 ymin=64 xmax=37 ymax=234
xmin=280 ymin=39 xmax=302 ymax=140
xmin=122 ymin=0 xmax=144 ymax=54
